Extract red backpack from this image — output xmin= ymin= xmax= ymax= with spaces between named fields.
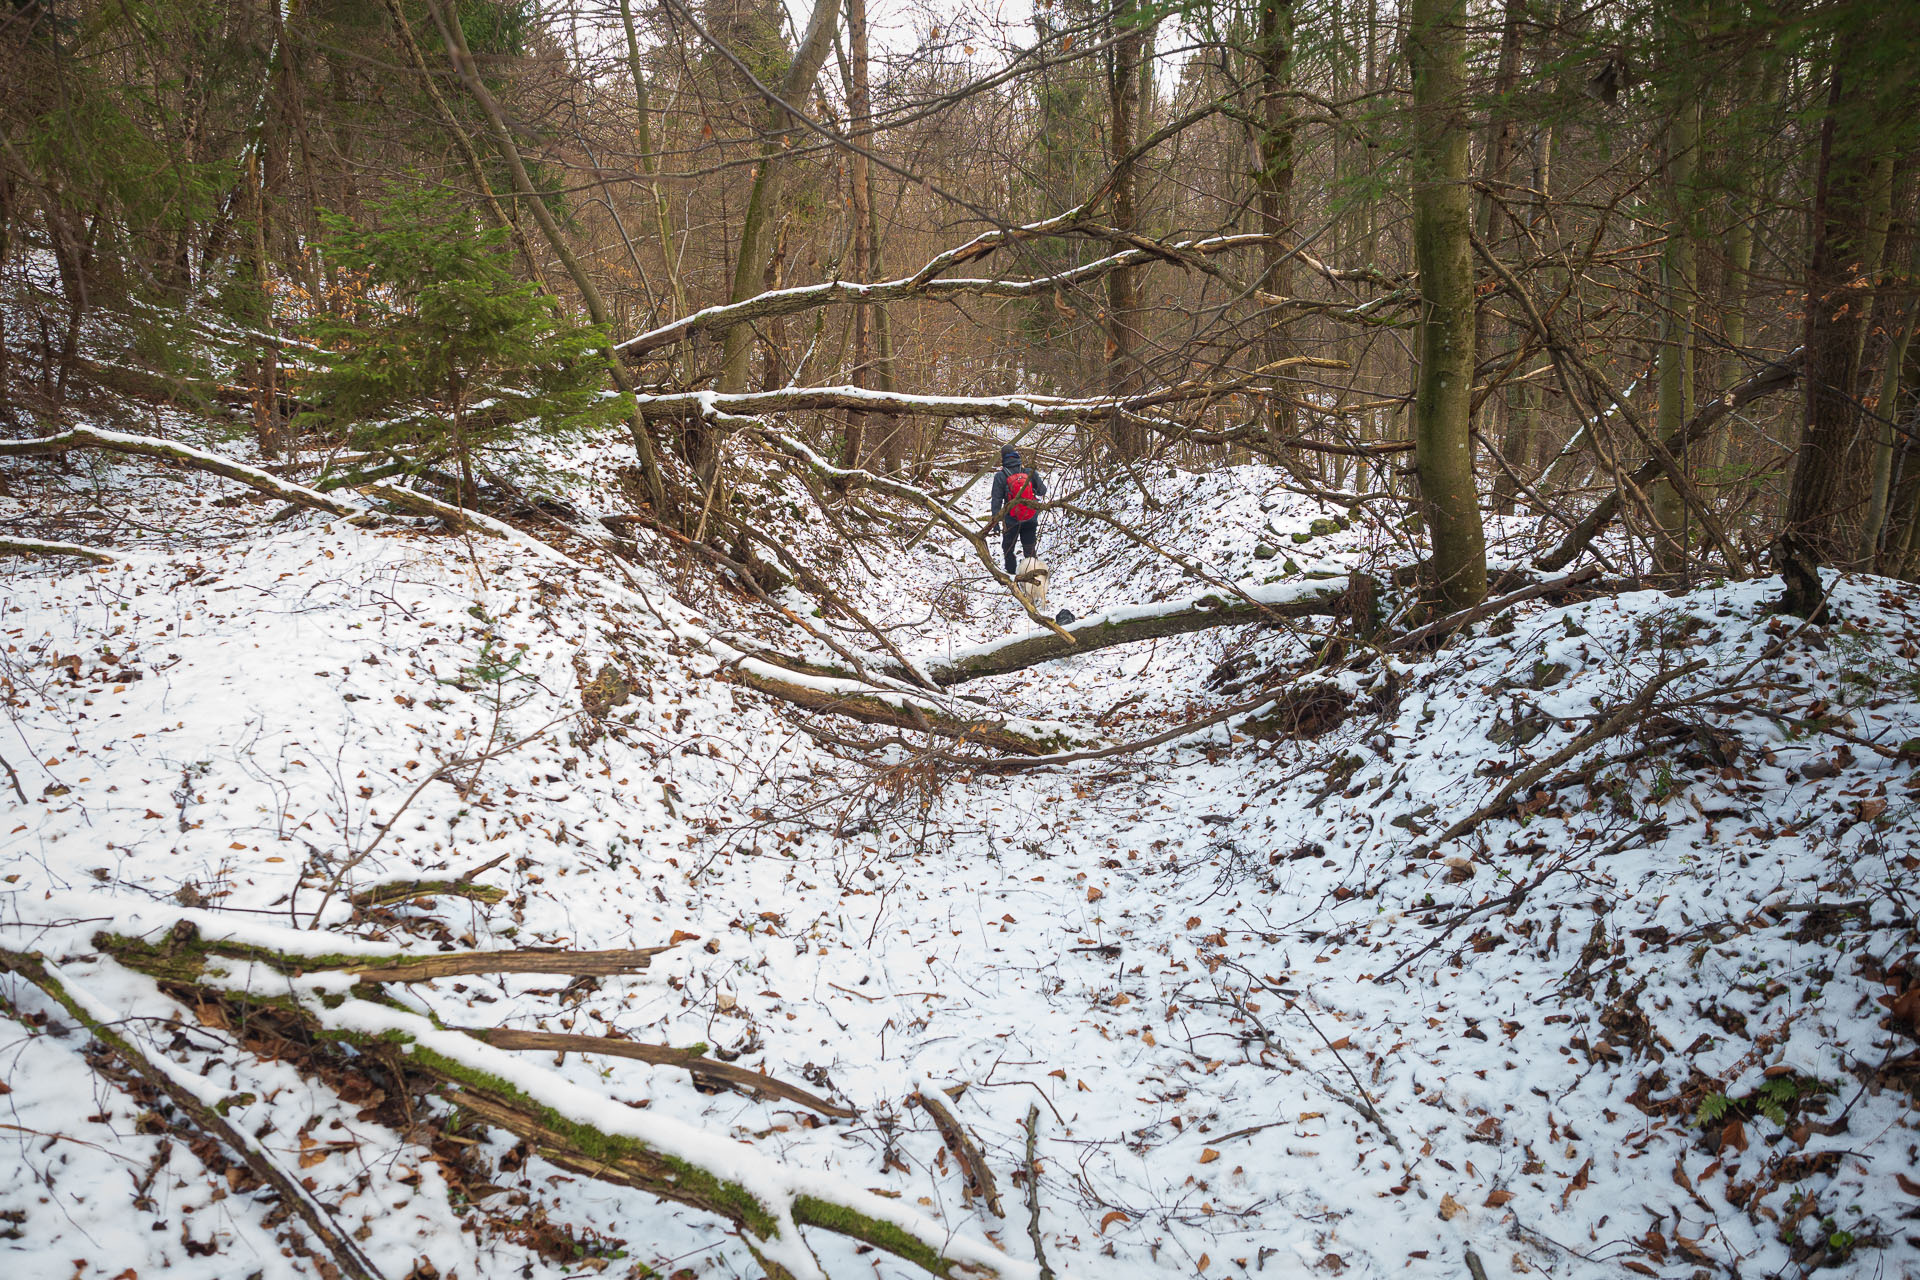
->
xmin=1005 ymin=470 xmax=1038 ymax=521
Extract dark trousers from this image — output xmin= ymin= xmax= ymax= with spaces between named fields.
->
xmin=1001 ymin=519 xmax=1038 ymax=574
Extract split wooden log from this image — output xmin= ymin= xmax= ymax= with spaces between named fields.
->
xmin=0 ymin=948 xmax=388 ymax=1280
xmin=461 ymin=1029 xmax=856 ymax=1119
xmin=0 ymin=536 xmax=118 ymax=563
xmin=100 ymin=927 xmax=666 ymax=985
xmin=912 ymin=1086 xmax=1005 ymax=1218
xmin=93 ymin=924 xmax=1032 ymax=1280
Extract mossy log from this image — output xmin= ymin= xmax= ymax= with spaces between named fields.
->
xmin=0 ymin=536 xmax=118 ymax=563
xmin=99 ymin=927 xmax=663 ymax=984
xmin=93 ymin=924 xmax=1030 ymax=1280
xmin=349 ymin=878 xmax=508 ymax=910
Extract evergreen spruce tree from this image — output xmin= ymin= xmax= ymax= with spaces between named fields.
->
xmin=300 ymin=184 xmax=618 ymax=504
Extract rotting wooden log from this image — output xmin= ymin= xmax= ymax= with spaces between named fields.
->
xmin=912 ymin=1086 xmax=1005 ymax=1219
xmin=0 ymin=536 xmax=118 ymax=563
xmin=93 ymin=928 xmax=1032 ymax=1280
xmin=0 ymin=948 xmax=388 ymax=1280
xmin=460 ymin=1028 xmax=856 ymax=1119
xmin=349 ymin=878 xmax=508 ymax=910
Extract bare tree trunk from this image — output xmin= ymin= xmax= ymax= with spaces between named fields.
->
xmin=716 ymin=0 xmax=841 ymax=406
xmin=1479 ymin=0 xmax=1525 ymax=514
xmin=838 ymin=0 xmax=875 ymax=471
xmin=1860 ymin=239 xmax=1916 ymax=566
xmin=1706 ymin=51 xmax=1774 ymax=477
xmin=617 ymin=0 xmax=687 ymax=321
xmin=1253 ymin=0 xmax=1297 ymax=448
xmin=1104 ymin=4 xmax=1150 ymax=460
xmin=1786 ymin=42 xmax=1879 ymax=562
xmin=1408 ymin=0 xmax=1487 ymax=609
xmin=1650 ymin=75 xmax=1701 ymax=578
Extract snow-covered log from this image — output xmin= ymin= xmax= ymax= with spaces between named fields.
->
xmin=716 ymin=644 xmax=1093 ymax=755
xmin=902 ymin=578 xmax=1358 ymax=686
xmin=615 ymin=233 xmax=1269 ymax=357
xmin=0 ymin=426 xmax=362 ymax=516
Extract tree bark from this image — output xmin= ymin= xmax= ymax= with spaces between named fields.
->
xmin=715 ymin=0 xmax=841 ymax=408
xmin=839 ymin=0 xmax=876 ymax=471
xmin=1785 ymin=40 xmax=1880 ymax=561
xmin=1649 ymin=61 xmax=1701 ymax=578
xmin=1105 ymin=4 xmax=1151 ymax=460
xmin=1407 ymin=0 xmax=1487 ymax=608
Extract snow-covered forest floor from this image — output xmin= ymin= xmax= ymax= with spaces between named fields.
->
xmin=3 ymin=416 xmax=1919 ymax=1280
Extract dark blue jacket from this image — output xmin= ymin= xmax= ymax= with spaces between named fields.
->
xmin=990 ymin=465 xmax=1047 ymax=523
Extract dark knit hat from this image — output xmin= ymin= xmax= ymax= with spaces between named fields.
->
xmin=1002 ymin=447 xmax=1020 ymax=466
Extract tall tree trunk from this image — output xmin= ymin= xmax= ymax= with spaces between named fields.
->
xmin=1859 ymin=230 xmax=1916 ymax=566
xmin=1706 ymin=50 xmax=1775 ymax=476
xmin=1785 ymin=42 xmax=1880 ymax=562
xmin=716 ymin=0 xmax=841 ymax=406
xmin=1105 ymin=4 xmax=1150 ymax=460
xmin=1650 ymin=71 xmax=1701 ymax=578
xmin=617 ymin=0 xmax=687 ymax=323
xmin=838 ymin=0 xmax=875 ymax=471
xmin=1408 ymin=0 xmax=1487 ymax=609
xmin=1479 ymin=0 xmax=1526 ymax=514
xmin=1253 ymin=0 xmax=1297 ymax=450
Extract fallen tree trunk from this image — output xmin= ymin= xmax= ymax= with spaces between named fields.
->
xmin=617 ymin=234 xmax=1270 ymax=358
xmin=90 ymin=920 xmax=1035 ymax=1280
xmin=0 ymin=426 xmax=362 ymax=517
xmin=463 ymin=1029 xmax=856 ymax=1119
xmin=0 ymin=535 xmax=118 ymax=562
xmin=899 ymin=577 xmax=1356 ymax=686
xmin=720 ymin=648 xmax=1091 ymax=755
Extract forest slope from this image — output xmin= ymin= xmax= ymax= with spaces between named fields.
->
xmin=2 ymin=428 xmax=1918 ymax=1280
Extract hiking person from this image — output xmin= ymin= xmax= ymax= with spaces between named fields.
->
xmin=986 ymin=447 xmax=1048 ymax=574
